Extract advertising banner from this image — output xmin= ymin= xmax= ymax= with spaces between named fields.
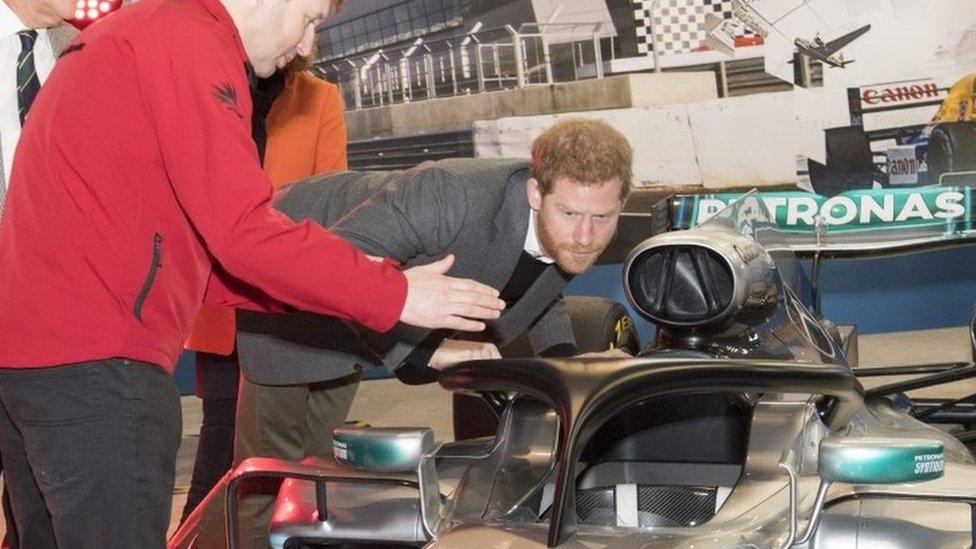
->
xmin=664 ymin=186 xmax=976 ymax=254
xmin=859 ymin=79 xmax=942 ymax=108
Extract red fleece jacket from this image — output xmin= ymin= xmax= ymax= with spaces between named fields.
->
xmin=0 ymin=0 xmax=406 ymax=372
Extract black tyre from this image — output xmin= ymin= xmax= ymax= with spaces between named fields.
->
xmin=564 ymin=296 xmax=641 ymax=355
xmin=928 ymin=121 xmax=976 ymax=183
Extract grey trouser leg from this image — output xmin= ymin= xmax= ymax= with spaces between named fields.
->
xmin=196 ymin=372 xmax=360 ymax=549
xmin=0 ymin=359 xmax=181 ymax=549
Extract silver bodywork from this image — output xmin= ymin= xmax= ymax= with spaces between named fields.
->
xmin=422 ymin=399 xmax=976 ymax=549
xmin=263 ymin=193 xmax=976 ymax=549
xmin=265 ymin=393 xmax=976 ymax=548
xmin=270 ymin=470 xmax=428 ymax=546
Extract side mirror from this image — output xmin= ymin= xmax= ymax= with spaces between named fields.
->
xmin=788 ymin=436 xmax=945 ymax=546
xmin=332 ymin=426 xmax=445 ymax=537
xmin=332 ymin=427 xmax=435 ymax=473
xmin=819 ymin=436 xmax=945 ymax=485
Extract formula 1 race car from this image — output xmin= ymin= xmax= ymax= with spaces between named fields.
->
xmin=175 ymin=193 xmax=976 ymax=548
xmin=655 ymin=183 xmax=976 ymax=453
xmin=811 ymin=74 xmax=976 ymax=195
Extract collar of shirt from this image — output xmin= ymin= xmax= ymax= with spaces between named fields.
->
xmin=0 ymin=1 xmax=26 ymax=38
xmin=194 ymin=0 xmax=248 ymax=64
xmin=524 ymin=208 xmax=555 ymax=264
xmin=0 ymin=2 xmax=56 ymax=186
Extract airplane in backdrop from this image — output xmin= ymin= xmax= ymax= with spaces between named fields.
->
xmin=706 ymin=0 xmax=871 ymax=69
xmin=794 ymin=24 xmax=871 ymax=67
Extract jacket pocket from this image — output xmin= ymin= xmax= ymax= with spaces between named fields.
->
xmin=133 ymin=232 xmax=163 ymax=321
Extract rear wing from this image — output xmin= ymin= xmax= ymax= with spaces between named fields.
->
xmin=847 ymin=78 xmax=948 ymax=143
xmin=651 ymin=184 xmax=976 ymax=257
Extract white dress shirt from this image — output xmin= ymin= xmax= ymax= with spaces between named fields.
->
xmin=1 ymin=2 xmax=57 ymax=186
xmin=524 ymin=208 xmax=555 ymax=264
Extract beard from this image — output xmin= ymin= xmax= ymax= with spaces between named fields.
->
xmin=535 ymin=212 xmax=603 ymax=275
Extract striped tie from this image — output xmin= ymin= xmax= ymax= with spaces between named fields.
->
xmin=17 ymin=30 xmax=41 ymax=125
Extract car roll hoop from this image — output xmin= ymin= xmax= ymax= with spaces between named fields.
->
xmin=438 ymin=356 xmax=864 ymax=547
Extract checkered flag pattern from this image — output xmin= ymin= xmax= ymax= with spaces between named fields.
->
xmin=633 ymin=0 xmax=759 ymax=56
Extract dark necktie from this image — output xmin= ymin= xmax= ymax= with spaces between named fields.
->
xmin=397 ymin=253 xmax=551 ymax=381
xmin=17 ymin=30 xmax=41 ymax=125
xmin=498 ymin=251 xmax=550 ymax=307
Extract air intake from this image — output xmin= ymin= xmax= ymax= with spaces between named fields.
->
xmin=626 ymin=245 xmax=734 ymax=327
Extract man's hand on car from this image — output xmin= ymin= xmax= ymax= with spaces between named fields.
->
xmin=576 ymin=348 xmax=632 ymax=359
xmin=400 ymin=255 xmax=505 ymax=331
xmin=428 ymin=339 xmax=502 ymax=370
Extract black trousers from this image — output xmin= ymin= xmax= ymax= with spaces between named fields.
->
xmin=0 ymin=359 xmax=181 ymax=549
xmin=181 ymin=351 xmax=240 ymax=522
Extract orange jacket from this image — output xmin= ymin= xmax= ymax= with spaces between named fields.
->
xmin=185 ymin=71 xmax=349 ymax=354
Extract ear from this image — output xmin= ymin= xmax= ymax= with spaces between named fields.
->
xmin=527 ymin=177 xmax=543 ymax=211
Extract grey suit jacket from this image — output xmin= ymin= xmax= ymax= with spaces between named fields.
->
xmin=237 ymin=158 xmax=576 ymax=385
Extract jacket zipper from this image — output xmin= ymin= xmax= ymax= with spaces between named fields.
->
xmin=133 ymin=232 xmax=163 ymax=321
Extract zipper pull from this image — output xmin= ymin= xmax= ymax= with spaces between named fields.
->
xmin=153 ymin=233 xmax=163 ymax=266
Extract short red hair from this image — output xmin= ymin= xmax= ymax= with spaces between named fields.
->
xmin=530 ymin=118 xmax=633 ymax=200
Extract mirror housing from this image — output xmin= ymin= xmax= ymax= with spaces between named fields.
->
xmin=790 ymin=436 xmax=947 ymax=546
xmin=332 ymin=427 xmax=435 ymax=473
xmin=819 ymin=436 xmax=945 ymax=485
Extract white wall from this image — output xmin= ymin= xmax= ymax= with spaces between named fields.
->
xmin=474 ymin=90 xmax=828 ymax=188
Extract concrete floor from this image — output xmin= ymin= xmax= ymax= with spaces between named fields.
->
xmin=856 ymin=326 xmax=973 ymax=399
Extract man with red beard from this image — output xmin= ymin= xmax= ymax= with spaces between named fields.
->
xmin=197 ymin=118 xmax=633 ymax=548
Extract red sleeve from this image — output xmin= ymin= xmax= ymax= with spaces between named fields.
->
xmin=202 ymin=265 xmax=287 ymax=313
xmin=137 ymin=30 xmax=406 ymax=332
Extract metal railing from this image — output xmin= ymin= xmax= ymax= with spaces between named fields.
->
xmin=313 ymin=21 xmax=816 ymax=112
xmin=314 ymin=22 xmax=617 ymax=111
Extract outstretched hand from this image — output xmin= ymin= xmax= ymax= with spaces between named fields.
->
xmin=576 ymin=348 xmax=632 ymax=359
xmin=428 ymin=339 xmax=502 ymax=370
xmin=400 ymin=255 xmax=505 ymax=331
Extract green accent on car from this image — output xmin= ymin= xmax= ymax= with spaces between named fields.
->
xmin=677 ymin=187 xmax=972 ymax=234
xmin=819 ymin=437 xmax=945 ymax=485
xmin=333 ymin=428 xmax=432 ymax=472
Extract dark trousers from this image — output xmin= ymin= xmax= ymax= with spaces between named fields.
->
xmin=181 ymin=351 xmax=240 ymax=521
xmin=0 ymin=359 xmax=181 ymax=549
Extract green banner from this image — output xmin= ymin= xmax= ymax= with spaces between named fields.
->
xmin=671 ymin=187 xmax=973 ymax=235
